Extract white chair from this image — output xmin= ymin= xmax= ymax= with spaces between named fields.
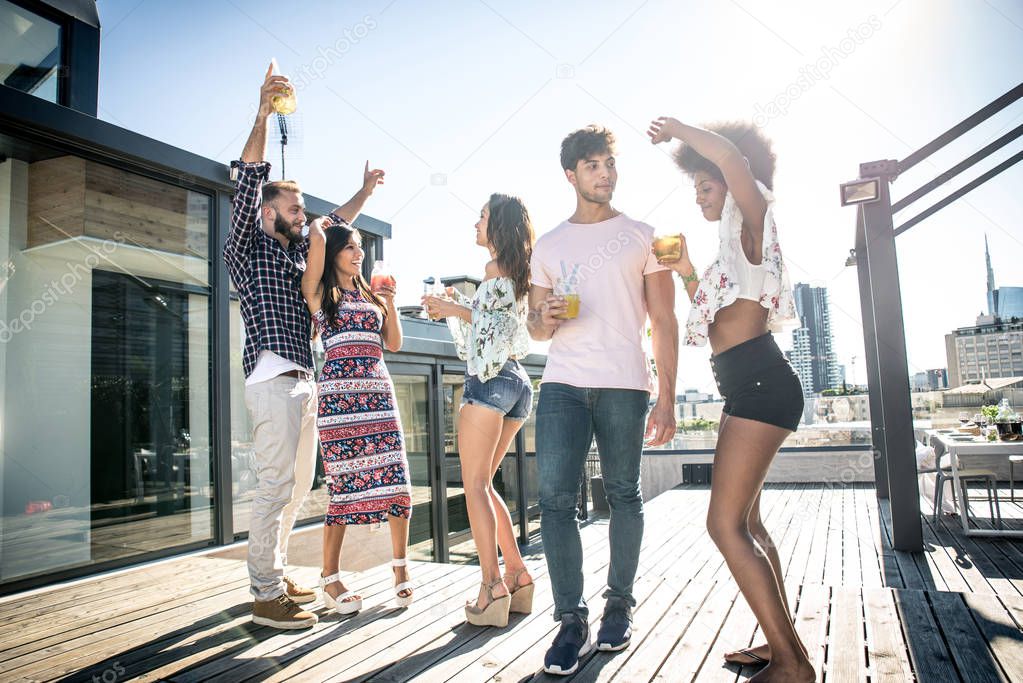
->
xmin=952 ymin=467 xmax=1002 ymax=529
xmin=918 ymin=456 xmax=961 ymax=522
xmin=921 ymin=441 xmax=1001 ymax=527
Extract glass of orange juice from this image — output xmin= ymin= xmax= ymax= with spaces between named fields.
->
xmin=554 ymin=278 xmax=580 ymax=320
xmin=652 ymin=234 xmax=682 ymax=263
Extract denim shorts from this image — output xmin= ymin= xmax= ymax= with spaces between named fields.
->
xmin=462 ymin=360 xmax=533 ymax=420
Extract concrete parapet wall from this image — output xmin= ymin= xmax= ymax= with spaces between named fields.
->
xmin=641 ymin=449 xmax=878 ymax=501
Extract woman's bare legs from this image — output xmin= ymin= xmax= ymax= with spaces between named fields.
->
xmin=387 ymin=513 xmax=412 ymax=600
xmin=458 ymin=404 xmax=511 ymax=606
xmin=724 ymin=489 xmax=804 ymax=663
xmin=322 ymin=525 xmax=360 ymax=605
xmin=708 ymin=415 xmax=813 ymax=682
xmin=486 ymin=418 xmax=532 ymax=592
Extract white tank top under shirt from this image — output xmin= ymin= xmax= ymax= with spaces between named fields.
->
xmin=245 ymin=350 xmax=311 ymax=385
xmin=734 ymin=245 xmax=767 ymax=302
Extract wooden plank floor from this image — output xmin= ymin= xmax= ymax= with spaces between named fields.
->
xmin=1 ymin=483 xmax=1021 ymax=682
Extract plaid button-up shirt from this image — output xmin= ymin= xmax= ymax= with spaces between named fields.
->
xmin=226 ymin=161 xmax=329 ymax=378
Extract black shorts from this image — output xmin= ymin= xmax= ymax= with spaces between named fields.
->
xmin=711 ymin=333 xmax=804 ymax=432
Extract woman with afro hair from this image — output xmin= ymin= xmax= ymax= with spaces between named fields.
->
xmin=647 ymin=117 xmax=811 ymax=683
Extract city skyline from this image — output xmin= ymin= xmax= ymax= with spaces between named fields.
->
xmin=986 ymin=234 xmax=1023 ymax=321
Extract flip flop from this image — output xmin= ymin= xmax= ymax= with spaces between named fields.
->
xmin=724 ymin=647 xmax=770 ymax=666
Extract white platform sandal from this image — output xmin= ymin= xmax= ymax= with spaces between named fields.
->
xmin=392 ymin=558 xmax=414 ymax=608
xmin=319 ymin=572 xmax=362 ymax=615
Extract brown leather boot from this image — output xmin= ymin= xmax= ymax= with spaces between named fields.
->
xmin=252 ymin=594 xmax=318 ymax=629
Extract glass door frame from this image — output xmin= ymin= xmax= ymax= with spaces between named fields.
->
xmin=440 ymin=364 xmax=471 ymax=557
xmin=387 ymin=361 xmax=445 ymax=562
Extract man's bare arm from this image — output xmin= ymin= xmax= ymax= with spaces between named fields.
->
xmin=241 ymin=63 xmax=291 ymax=164
xmin=527 ymin=284 xmax=565 ymax=341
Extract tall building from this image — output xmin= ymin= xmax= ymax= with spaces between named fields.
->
xmin=787 ymin=327 xmax=814 ymax=398
xmin=943 ymin=239 xmax=1023 ymax=387
xmin=789 ymin=283 xmax=840 ymax=394
xmin=945 ymin=318 xmax=1023 ymax=387
xmin=911 ymin=368 xmax=949 ymax=391
xmin=985 ymin=235 xmax=1023 ymax=320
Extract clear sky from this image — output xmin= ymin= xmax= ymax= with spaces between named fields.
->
xmin=95 ymin=0 xmax=1023 ymax=393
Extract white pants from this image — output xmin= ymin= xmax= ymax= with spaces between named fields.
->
xmin=244 ymin=375 xmax=318 ymax=601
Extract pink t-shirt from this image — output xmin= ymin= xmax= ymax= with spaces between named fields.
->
xmin=530 ymin=213 xmax=667 ymax=391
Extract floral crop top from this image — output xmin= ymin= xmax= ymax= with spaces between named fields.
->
xmin=685 ymin=180 xmax=797 ymax=346
xmin=447 ymin=277 xmax=530 ymax=382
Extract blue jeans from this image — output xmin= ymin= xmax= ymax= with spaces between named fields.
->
xmin=536 ymin=382 xmax=649 ymax=621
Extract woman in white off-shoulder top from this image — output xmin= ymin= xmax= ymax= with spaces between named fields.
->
xmin=422 ymin=194 xmax=536 ymax=628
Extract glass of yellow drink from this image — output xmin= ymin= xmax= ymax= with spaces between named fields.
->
xmin=270 ymin=58 xmax=297 ymax=114
xmin=554 ymin=279 xmax=580 ymax=320
xmin=652 ymin=234 xmax=682 ymax=262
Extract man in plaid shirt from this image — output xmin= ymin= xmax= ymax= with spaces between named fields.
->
xmin=229 ymin=63 xmax=385 ymax=630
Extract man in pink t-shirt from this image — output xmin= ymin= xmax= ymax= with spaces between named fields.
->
xmin=527 ymin=125 xmax=678 ymax=674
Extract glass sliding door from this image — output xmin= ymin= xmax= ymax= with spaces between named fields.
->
xmin=391 ymin=372 xmax=434 ymax=560
xmin=443 ymin=370 xmax=523 ymax=563
xmin=442 ymin=373 xmax=471 ymax=559
xmin=89 ymin=272 xmax=212 ymax=559
xmin=0 ymin=148 xmax=213 ymax=587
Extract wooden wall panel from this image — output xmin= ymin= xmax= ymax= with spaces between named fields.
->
xmin=26 ymin=156 xmax=209 ymax=257
xmin=27 ymin=156 xmax=87 ymax=247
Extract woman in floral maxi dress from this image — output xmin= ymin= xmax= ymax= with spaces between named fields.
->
xmin=302 ymin=209 xmax=413 ymax=614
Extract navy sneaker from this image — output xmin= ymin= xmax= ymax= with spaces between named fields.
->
xmin=596 ymin=600 xmax=633 ymax=651
xmin=543 ymin=613 xmax=592 ymax=675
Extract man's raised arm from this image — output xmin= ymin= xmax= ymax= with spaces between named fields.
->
xmin=226 ymin=64 xmax=292 ymax=278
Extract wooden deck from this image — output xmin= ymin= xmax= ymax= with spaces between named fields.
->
xmin=1 ymin=483 xmax=1022 ymax=682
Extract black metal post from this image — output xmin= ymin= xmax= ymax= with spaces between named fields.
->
xmin=515 ymin=429 xmax=528 ymax=545
xmin=859 ymin=177 xmax=923 ymax=551
xmin=854 ymin=206 xmax=890 ymax=499
xmin=64 ymin=17 xmax=100 ymax=116
xmin=429 ymin=364 xmax=449 ymax=562
xmin=212 ymin=191 xmax=234 ymax=543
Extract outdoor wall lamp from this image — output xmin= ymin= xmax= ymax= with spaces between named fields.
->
xmin=839 ymin=177 xmax=881 ymax=206
xmin=844 ymin=249 xmax=857 ymax=267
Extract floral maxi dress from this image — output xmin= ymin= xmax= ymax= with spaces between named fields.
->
xmin=313 ymin=288 xmax=412 ymax=525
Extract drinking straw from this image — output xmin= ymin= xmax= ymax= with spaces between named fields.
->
xmin=560 ymin=260 xmax=568 ymax=281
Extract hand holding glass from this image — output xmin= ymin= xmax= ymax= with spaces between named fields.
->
xmin=652 ymin=234 xmax=683 ymax=263
xmin=553 ymin=279 xmax=580 ymax=320
xmin=370 ymin=261 xmax=395 ymax=293
xmin=269 ymin=58 xmax=296 ymax=114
